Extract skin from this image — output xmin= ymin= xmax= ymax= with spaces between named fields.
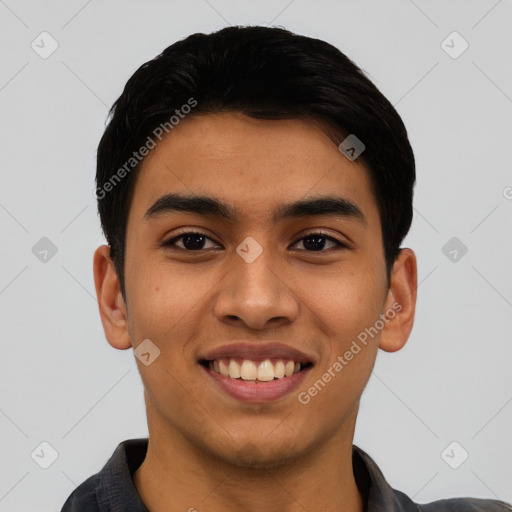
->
xmin=93 ymin=112 xmax=417 ymax=512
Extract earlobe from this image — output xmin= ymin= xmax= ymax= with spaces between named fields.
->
xmin=379 ymin=248 xmax=417 ymax=353
xmin=93 ymin=245 xmax=132 ymax=350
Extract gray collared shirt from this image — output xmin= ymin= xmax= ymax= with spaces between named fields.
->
xmin=60 ymin=438 xmax=511 ymax=511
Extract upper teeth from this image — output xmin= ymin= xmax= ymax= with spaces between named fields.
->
xmin=209 ymin=358 xmax=302 ymax=381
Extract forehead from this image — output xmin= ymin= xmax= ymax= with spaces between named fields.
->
xmin=130 ymin=112 xmax=378 ymax=225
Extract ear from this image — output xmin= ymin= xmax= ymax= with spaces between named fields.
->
xmin=93 ymin=245 xmax=132 ymax=350
xmin=379 ymin=248 xmax=417 ymax=353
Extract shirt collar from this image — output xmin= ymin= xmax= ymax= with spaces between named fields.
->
xmin=96 ymin=438 xmax=149 ymax=512
xmin=93 ymin=438 xmax=420 ymax=511
xmin=352 ymin=445 xmax=421 ymax=512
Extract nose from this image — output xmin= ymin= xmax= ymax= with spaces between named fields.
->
xmin=212 ymin=243 xmax=300 ymax=331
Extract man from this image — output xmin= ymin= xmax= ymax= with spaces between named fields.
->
xmin=61 ymin=26 xmax=511 ymax=511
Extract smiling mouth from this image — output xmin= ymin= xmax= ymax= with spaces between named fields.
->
xmin=200 ymin=358 xmax=314 ymax=382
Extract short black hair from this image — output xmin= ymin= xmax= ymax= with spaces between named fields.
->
xmin=96 ymin=25 xmax=415 ymax=299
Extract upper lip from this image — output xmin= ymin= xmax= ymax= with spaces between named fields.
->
xmin=200 ymin=342 xmax=314 ymax=364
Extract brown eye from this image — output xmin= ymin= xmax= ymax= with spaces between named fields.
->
xmin=291 ymin=232 xmax=346 ymax=251
xmin=164 ymin=232 xmax=221 ymax=251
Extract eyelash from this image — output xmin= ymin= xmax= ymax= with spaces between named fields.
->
xmin=162 ymin=230 xmax=348 ymax=252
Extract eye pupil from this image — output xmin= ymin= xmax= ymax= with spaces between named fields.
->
xmin=183 ymin=234 xmax=206 ymax=250
xmin=303 ymin=235 xmax=327 ymax=251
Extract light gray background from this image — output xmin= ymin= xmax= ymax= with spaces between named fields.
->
xmin=0 ymin=1 xmax=511 ymax=510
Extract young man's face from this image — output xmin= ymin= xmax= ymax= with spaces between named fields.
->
xmin=95 ymin=112 xmax=416 ymax=468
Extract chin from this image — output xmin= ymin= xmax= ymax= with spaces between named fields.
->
xmin=213 ymin=436 xmax=308 ymax=470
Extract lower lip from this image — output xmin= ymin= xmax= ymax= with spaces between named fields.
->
xmin=201 ymin=364 xmax=312 ymax=403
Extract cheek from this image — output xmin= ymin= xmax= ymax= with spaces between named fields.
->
xmin=298 ymin=275 xmax=382 ymax=422
xmin=125 ymin=257 xmax=214 ymax=342
xmin=305 ymin=263 xmax=385 ymax=333
xmin=302 ymin=264 xmax=385 ymax=389
xmin=124 ymin=260 xmax=216 ymax=422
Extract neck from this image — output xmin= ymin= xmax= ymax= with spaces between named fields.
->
xmin=134 ymin=414 xmax=364 ymax=512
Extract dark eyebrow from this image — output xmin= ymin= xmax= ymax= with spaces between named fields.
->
xmin=272 ymin=197 xmax=365 ymax=224
xmin=144 ymin=193 xmax=365 ymax=224
xmin=145 ymin=194 xmax=236 ymax=220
